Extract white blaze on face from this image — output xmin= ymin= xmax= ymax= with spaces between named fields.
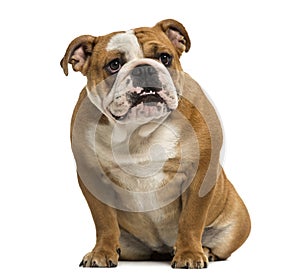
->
xmin=106 ymin=30 xmax=143 ymax=60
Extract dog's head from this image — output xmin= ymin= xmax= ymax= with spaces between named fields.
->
xmin=61 ymin=19 xmax=190 ymax=124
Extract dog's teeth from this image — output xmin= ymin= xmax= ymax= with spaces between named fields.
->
xmin=140 ymin=91 xmax=156 ymax=96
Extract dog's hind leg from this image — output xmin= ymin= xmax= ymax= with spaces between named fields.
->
xmin=202 ymin=179 xmax=251 ymax=260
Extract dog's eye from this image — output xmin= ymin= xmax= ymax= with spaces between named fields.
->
xmin=106 ymin=59 xmax=122 ymax=74
xmin=159 ymin=53 xmax=172 ymax=67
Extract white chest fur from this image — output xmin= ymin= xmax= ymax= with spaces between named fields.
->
xmin=95 ymin=120 xmax=180 ymax=192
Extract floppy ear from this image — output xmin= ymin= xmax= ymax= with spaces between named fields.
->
xmin=60 ymin=35 xmax=96 ymax=76
xmin=155 ymin=19 xmax=191 ymax=56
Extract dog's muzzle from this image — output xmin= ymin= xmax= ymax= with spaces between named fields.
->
xmin=106 ymin=59 xmax=178 ymax=123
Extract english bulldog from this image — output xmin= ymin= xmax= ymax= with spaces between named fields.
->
xmin=60 ymin=19 xmax=251 ymax=269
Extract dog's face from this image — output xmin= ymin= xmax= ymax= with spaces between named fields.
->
xmin=61 ymin=19 xmax=191 ymax=124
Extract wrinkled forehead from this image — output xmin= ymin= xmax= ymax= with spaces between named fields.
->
xmin=106 ymin=30 xmax=143 ymax=60
xmin=105 ymin=27 xmax=174 ymax=61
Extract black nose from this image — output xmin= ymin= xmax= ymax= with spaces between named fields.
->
xmin=131 ymin=64 xmax=157 ymax=76
xmin=130 ymin=64 xmax=162 ymax=88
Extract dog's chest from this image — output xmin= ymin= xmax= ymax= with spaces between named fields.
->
xmin=95 ymin=121 xmax=180 ymax=193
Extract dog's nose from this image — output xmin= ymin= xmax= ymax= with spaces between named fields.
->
xmin=130 ymin=64 xmax=161 ymax=88
xmin=131 ymin=64 xmax=157 ymax=77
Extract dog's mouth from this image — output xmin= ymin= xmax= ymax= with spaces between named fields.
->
xmin=131 ymin=87 xmax=165 ymax=107
xmin=111 ymin=87 xmax=172 ymax=121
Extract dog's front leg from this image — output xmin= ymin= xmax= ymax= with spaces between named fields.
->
xmin=77 ymin=175 xmax=121 ymax=268
xmin=171 ymin=159 xmax=219 ymax=269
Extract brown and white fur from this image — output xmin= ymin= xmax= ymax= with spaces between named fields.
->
xmin=61 ymin=19 xmax=251 ymax=269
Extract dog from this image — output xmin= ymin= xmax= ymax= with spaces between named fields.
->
xmin=60 ymin=19 xmax=251 ymax=269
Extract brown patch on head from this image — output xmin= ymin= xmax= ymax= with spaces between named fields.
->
xmin=134 ymin=19 xmax=190 ymax=72
xmin=134 ymin=27 xmax=182 ymax=72
xmin=86 ymin=32 xmax=124 ymax=89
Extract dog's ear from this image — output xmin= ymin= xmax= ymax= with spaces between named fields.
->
xmin=60 ymin=35 xmax=96 ymax=76
xmin=155 ymin=19 xmax=191 ymax=56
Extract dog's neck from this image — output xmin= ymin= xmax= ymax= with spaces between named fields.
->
xmin=110 ymin=115 xmax=169 ymax=144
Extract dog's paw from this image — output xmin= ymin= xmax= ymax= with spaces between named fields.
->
xmin=171 ymin=249 xmax=208 ymax=269
xmin=79 ymin=248 xmax=121 ymax=268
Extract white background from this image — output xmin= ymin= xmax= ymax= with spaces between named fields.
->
xmin=1 ymin=0 xmax=299 ymax=276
